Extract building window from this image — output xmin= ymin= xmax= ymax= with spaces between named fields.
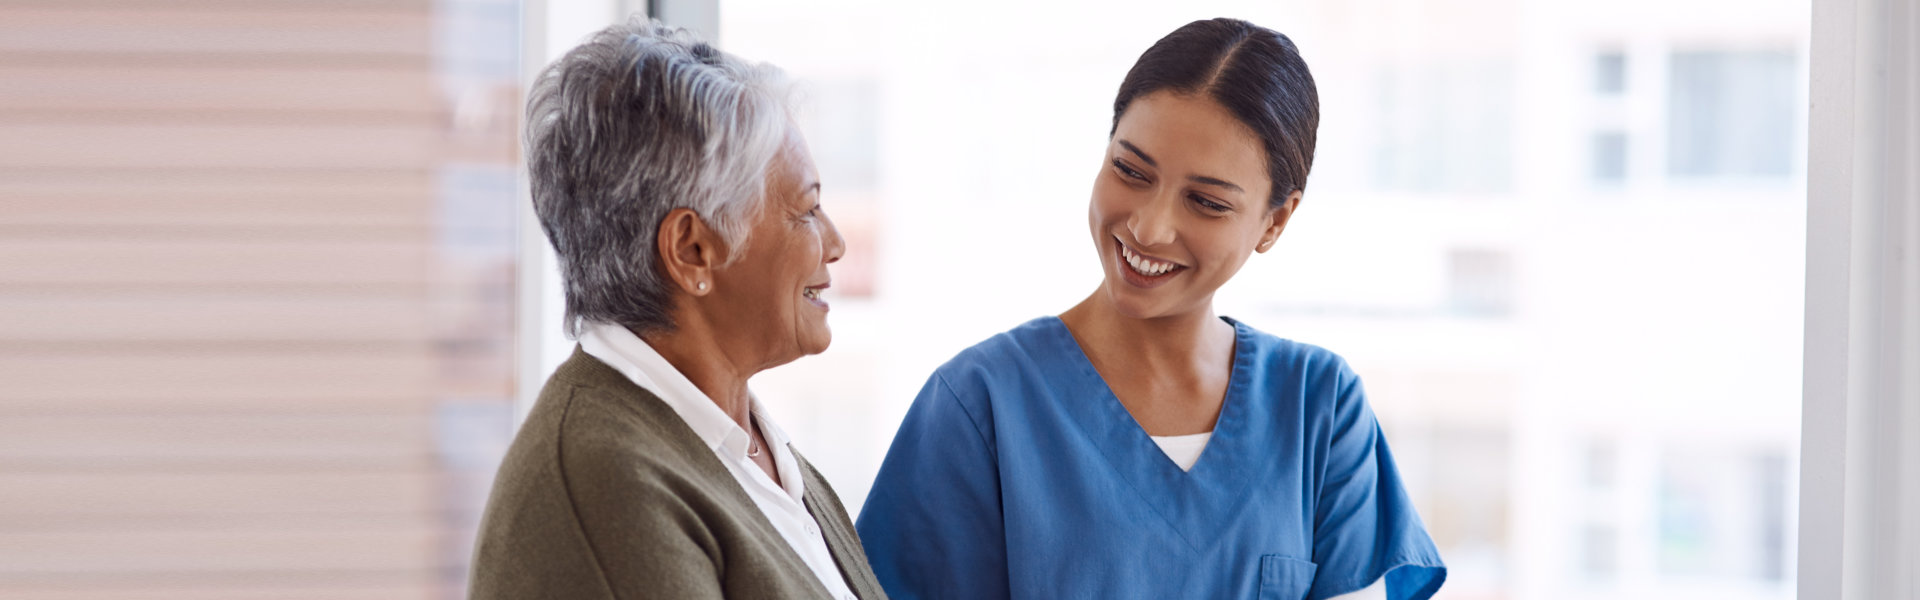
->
xmin=1656 ymin=445 xmax=1796 ymax=581
xmin=1667 ymin=50 xmax=1797 ymax=178
xmin=1595 ymin=51 xmax=1627 ymax=94
xmin=1581 ymin=523 xmax=1620 ymax=580
xmin=1754 ymin=452 xmax=1789 ymax=582
xmin=1592 ymin=131 xmax=1629 ymax=184
xmin=1370 ymin=60 xmax=1515 ymax=193
xmin=1446 ymin=248 xmax=1515 ymax=317
xmin=1585 ymin=438 xmax=1618 ymax=489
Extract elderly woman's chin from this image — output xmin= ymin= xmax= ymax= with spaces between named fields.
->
xmin=789 ymin=299 xmax=832 ymax=357
xmin=798 ymin=319 xmax=831 ymax=356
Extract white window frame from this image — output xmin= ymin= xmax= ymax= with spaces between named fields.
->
xmin=1799 ymin=0 xmax=1920 ymax=598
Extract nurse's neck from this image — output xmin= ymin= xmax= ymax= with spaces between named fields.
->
xmin=1059 ymin=291 xmax=1236 ymax=371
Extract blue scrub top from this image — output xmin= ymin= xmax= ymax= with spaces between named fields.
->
xmin=857 ymin=316 xmax=1446 ymax=600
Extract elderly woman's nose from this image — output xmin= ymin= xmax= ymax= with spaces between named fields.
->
xmin=821 ymin=212 xmax=846 ymax=264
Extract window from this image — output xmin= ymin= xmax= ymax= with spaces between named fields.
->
xmin=1667 ymin=50 xmax=1798 ymax=178
xmin=1370 ymin=60 xmax=1516 ymax=194
xmin=1581 ymin=523 xmax=1620 ymax=580
xmin=1446 ymin=248 xmax=1514 ymax=317
xmin=1595 ymin=51 xmax=1628 ymax=94
xmin=1656 ymin=446 xmax=1795 ymax=581
xmin=1591 ymin=130 xmax=1629 ymax=184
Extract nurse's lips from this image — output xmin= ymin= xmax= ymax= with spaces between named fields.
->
xmin=1115 ymin=237 xmax=1186 ymax=288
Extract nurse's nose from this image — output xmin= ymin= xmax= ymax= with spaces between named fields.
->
xmin=1128 ymin=192 xmax=1179 ymax=248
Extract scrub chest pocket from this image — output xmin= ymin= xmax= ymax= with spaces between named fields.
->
xmin=1259 ymin=555 xmax=1318 ymax=600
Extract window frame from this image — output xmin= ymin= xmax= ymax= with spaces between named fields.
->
xmin=1798 ymin=0 xmax=1920 ymax=597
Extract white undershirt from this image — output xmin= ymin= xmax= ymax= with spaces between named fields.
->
xmin=578 ymin=322 xmax=857 ymax=600
xmin=1149 ymin=431 xmax=1213 ymax=471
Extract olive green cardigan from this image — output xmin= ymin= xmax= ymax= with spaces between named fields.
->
xmin=469 ymin=347 xmax=888 ymax=600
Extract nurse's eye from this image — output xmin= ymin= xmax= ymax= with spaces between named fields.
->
xmin=1111 ymin=159 xmax=1149 ymax=183
xmin=1191 ymin=195 xmax=1230 ymax=213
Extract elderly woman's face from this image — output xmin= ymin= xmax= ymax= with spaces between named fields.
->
xmin=1088 ymin=91 xmax=1282 ymax=320
xmin=709 ymin=127 xmax=843 ymax=364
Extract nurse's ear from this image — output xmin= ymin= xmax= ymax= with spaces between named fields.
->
xmin=1255 ymin=190 xmax=1301 ymax=254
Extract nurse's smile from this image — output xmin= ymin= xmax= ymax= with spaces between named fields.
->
xmin=1114 ymin=236 xmax=1188 ymax=288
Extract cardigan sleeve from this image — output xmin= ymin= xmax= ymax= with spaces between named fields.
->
xmin=469 ymin=387 xmax=625 ymax=600
xmin=471 ymin=386 xmax=731 ymax=600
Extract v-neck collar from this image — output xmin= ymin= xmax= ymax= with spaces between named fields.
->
xmin=1040 ymin=315 xmax=1267 ymax=556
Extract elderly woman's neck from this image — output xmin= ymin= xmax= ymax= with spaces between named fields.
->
xmin=640 ymin=327 xmax=757 ymax=429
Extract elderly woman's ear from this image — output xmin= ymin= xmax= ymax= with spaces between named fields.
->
xmin=657 ymin=207 xmax=725 ymax=296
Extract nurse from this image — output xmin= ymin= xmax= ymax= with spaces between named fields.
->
xmin=855 ymin=18 xmax=1445 ymax=600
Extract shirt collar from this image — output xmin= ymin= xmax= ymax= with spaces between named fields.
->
xmin=577 ymin=321 xmax=756 ymax=458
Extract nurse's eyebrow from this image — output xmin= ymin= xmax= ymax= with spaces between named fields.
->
xmin=1116 ymin=140 xmax=1157 ymax=167
xmin=1189 ymin=175 xmax=1243 ymax=193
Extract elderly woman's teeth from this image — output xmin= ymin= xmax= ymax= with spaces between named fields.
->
xmin=1121 ymin=245 xmax=1176 ymax=276
xmin=803 ymin=288 xmax=820 ymax=300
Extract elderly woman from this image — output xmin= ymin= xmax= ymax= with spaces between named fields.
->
xmin=468 ymin=20 xmax=886 ymax=600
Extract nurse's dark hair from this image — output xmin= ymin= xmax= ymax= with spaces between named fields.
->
xmin=1111 ymin=18 xmax=1319 ymax=209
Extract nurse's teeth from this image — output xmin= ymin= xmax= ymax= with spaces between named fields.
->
xmin=1121 ymin=244 xmax=1176 ymax=276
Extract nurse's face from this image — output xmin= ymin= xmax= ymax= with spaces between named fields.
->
xmin=1088 ymin=90 xmax=1295 ymax=320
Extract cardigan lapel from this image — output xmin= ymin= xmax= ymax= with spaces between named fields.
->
xmin=794 ymin=452 xmax=889 ymax=600
xmin=556 ymin=346 xmax=840 ymax=598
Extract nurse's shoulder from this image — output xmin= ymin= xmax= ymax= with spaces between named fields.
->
xmin=889 ymin=317 xmax=1062 ymax=457
xmin=1229 ymin=318 xmax=1367 ymax=409
xmin=921 ymin=316 xmax=1063 ymax=394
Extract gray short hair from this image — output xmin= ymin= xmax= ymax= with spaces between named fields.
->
xmin=526 ymin=18 xmax=791 ymax=337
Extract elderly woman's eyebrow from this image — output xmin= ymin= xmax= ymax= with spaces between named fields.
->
xmin=1116 ymin=139 xmax=1157 ymax=167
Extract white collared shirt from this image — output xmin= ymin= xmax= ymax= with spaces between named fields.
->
xmin=578 ymin=321 xmax=857 ymax=600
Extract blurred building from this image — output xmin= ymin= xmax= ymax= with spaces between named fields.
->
xmin=0 ymin=1 xmax=522 ymax=598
